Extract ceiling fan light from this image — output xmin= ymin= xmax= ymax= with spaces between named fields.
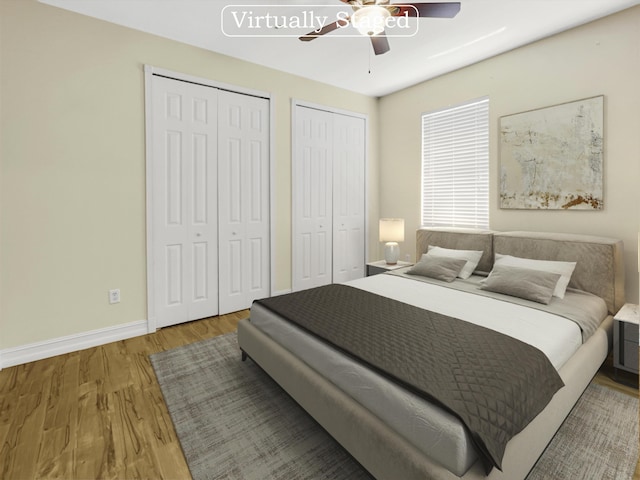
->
xmin=352 ymin=6 xmax=390 ymax=36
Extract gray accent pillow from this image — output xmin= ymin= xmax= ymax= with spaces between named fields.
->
xmin=494 ymin=253 xmax=576 ymax=298
xmin=407 ymin=256 xmax=467 ymax=282
xmin=426 ymin=246 xmax=484 ymax=279
xmin=480 ymin=264 xmax=562 ymax=304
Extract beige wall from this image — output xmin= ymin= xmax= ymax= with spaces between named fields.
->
xmin=378 ymin=6 xmax=640 ymax=303
xmin=0 ymin=0 xmax=380 ymax=349
xmin=2 ymin=0 xmax=638 ymax=354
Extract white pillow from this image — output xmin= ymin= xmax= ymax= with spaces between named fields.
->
xmin=425 ymin=246 xmax=483 ymax=279
xmin=493 ymin=254 xmax=576 ymax=299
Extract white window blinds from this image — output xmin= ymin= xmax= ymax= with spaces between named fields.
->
xmin=421 ymin=97 xmax=489 ymax=229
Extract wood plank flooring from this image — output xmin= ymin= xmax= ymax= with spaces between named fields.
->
xmin=0 ymin=311 xmax=637 ymax=479
xmin=0 ymin=311 xmax=244 ymax=480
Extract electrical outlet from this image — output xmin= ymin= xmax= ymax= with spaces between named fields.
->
xmin=109 ymin=289 xmax=121 ymax=304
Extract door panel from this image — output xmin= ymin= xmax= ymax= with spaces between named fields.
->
xmin=192 ymin=242 xmax=209 ymax=300
xmin=333 ymin=114 xmax=366 ymax=283
xmin=218 ymin=90 xmax=270 ymax=314
xmin=165 ymin=131 xmax=183 ymax=225
xmin=293 ymin=106 xmax=334 ymax=291
xmin=166 ymin=244 xmax=183 ymax=305
xmin=152 ymin=75 xmax=218 ymax=327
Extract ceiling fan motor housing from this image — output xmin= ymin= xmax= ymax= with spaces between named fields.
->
xmin=351 ymin=5 xmax=391 ymax=36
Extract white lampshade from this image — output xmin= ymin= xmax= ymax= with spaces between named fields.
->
xmin=351 ymin=5 xmax=391 ymax=36
xmin=379 ymin=218 xmax=404 ymax=264
xmin=379 ymin=218 xmax=405 ymax=243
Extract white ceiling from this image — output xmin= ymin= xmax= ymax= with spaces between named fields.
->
xmin=40 ymin=0 xmax=639 ymax=97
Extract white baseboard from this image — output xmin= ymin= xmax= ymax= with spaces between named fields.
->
xmin=271 ymin=288 xmax=292 ymax=297
xmin=0 ymin=320 xmax=148 ymax=370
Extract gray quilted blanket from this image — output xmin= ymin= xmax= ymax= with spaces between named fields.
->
xmin=255 ymin=284 xmax=565 ymax=473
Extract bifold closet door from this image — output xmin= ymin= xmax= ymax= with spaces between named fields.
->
xmin=217 ymin=90 xmax=270 ymax=315
xmin=332 ymin=114 xmax=366 ymax=283
xmin=151 ymin=75 xmax=219 ymax=328
xmin=292 ymin=105 xmax=365 ymax=291
xmin=292 ymin=106 xmax=334 ymax=291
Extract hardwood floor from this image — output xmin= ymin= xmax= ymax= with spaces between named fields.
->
xmin=0 ymin=311 xmax=637 ymax=479
xmin=0 ymin=311 xmax=244 ymax=480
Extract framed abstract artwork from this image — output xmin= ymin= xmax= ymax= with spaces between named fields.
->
xmin=499 ymin=95 xmax=604 ymax=210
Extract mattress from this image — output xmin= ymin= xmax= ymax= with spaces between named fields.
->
xmin=249 ymin=272 xmax=607 ymax=476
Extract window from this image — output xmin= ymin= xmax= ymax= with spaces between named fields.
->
xmin=421 ymin=97 xmax=489 ymax=229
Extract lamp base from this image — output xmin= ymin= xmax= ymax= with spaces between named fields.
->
xmin=384 ymin=242 xmax=400 ymax=264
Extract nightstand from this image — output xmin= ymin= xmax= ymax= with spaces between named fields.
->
xmin=366 ymin=260 xmax=413 ymax=276
xmin=613 ymin=303 xmax=639 ymax=377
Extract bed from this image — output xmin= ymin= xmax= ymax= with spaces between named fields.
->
xmin=237 ymin=228 xmax=625 ymax=479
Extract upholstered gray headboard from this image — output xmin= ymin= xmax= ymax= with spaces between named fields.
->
xmin=416 ymin=228 xmax=625 ymax=315
xmin=494 ymin=231 xmax=625 ymax=315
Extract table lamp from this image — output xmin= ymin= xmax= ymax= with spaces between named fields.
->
xmin=379 ymin=218 xmax=404 ymax=264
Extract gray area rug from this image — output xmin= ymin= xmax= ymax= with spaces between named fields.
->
xmin=151 ymin=332 xmax=638 ymax=480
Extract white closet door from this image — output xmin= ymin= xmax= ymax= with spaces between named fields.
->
xmin=218 ymin=90 xmax=270 ymax=314
xmin=292 ymin=106 xmax=334 ymax=291
xmin=151 ymin=76 xmax=218 ymax=328
xmin=332 ymin=114 xmax=366 ymax=283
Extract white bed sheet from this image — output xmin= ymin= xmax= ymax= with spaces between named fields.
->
xmin=249 ymin=274 xmax=584 ymax=476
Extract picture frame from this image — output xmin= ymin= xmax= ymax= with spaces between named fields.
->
xmin=499 ymin=95 xmax=604 ymax=210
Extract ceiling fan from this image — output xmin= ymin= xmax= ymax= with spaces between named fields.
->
xmin=299 ymin=0 xmax=461 ymax=55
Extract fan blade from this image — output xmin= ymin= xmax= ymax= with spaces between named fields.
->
xmin=394 ymin=2 xmax=461 ymax=18
xmin=371 ymin=33 xmax=390 ymax=55
xmin=299 ymin=19 xmax=346 ymax=41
